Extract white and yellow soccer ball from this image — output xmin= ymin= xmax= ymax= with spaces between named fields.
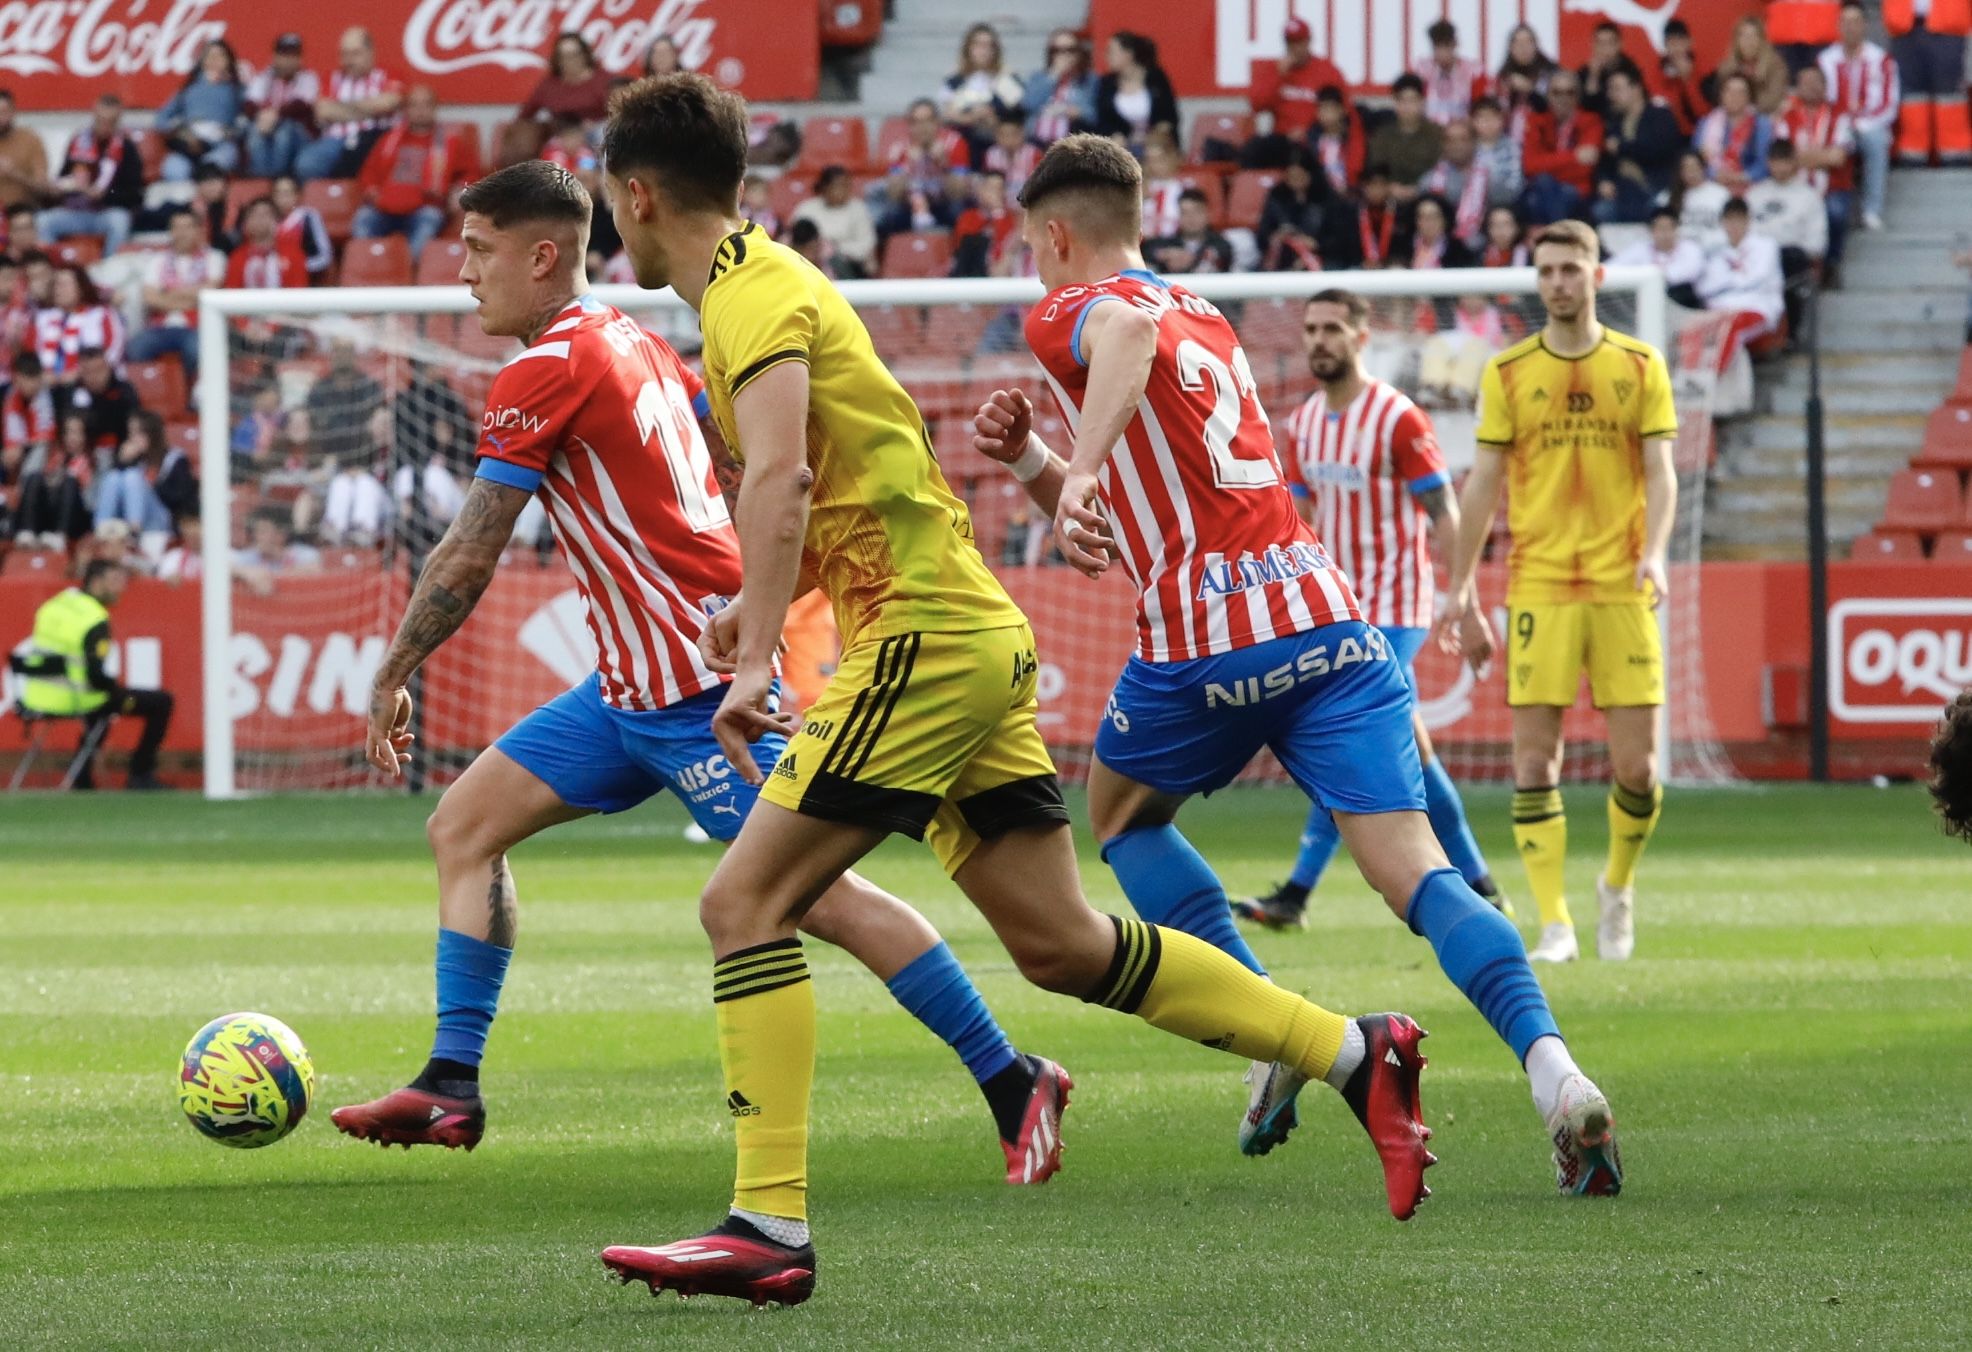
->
xmin=177 ymin=1013 xmax=316 ymax=1148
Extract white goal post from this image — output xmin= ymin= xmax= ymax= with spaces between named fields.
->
xmin=196 ymin=266 xmax=1679 ymax=800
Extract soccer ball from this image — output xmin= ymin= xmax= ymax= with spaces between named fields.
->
xmin=177 ymin=1012 xmax=317 ymax=1148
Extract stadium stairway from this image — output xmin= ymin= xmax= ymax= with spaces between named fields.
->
xmin=1707 ymin=167 xmax=1972 ymax=560
xmin=859 ymin=0 xmax=1070 ymax=114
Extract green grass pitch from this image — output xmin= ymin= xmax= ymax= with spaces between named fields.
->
xmin=3 ymin=783 xmax=1969 ymax=1350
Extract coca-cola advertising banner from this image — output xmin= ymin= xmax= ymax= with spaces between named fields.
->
xmin=1089 ymin=0 xmax=1762 ymax=97
xmin=0 ymin=0 xmax=818 ymax=111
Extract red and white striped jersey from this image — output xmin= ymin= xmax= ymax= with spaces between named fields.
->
xmin=474 ymin=295 xmax=737 ymax=711
xmin=37 ymin=304 xmax=123 ymax=376
xmin=1281 ymin=379 xmax=1449 ymax=631
xmin=1027 ymin=270 xmax=1360 ymax=663
xmin=322 ymin=66 xmax=403 ymax=144
xmin=1777 ymin=97 xmax=1856 ymax=193
xmin=1818 ymin=41 xmax=1899 ymax=134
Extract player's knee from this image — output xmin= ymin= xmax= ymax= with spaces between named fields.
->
xmin=1612 ymin=750 xmax=1658 ymax=796
xmin=1006 ymin=940 xmax=1088 ymax=995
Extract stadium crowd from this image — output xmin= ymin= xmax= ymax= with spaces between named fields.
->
xmin=0 ymin=4 xmax=1946 ymax=581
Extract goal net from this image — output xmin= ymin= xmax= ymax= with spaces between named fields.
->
xmin=198 ymin=266 xmax=1733 ymax=797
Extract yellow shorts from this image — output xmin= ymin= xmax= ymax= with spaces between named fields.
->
xmin=1505 ymin=601 xmax=1664 ymax=708
xmin=759 ymin=623 xmax=1068 ymax=874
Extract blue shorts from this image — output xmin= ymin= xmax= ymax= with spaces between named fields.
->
xmin=1381 ymin=625 xmax=1428 ymax=697
xmin=494 ymin=674 xmax=783 ymax=841
xmin=1094 ymin=620 xmax=1426 ymax=815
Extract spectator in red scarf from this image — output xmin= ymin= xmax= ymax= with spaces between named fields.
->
xmin=1321 ymin=164 xmax=1400 ymax=269
xmin=126 ymin=207 xmax=224 ymax=382
xmin=39 ymin=266 xmax=122 ymax=381
xmin=1694 ymin=73 xmax=1775 ymax=191
xmin=1310 ymin=86 xmax=1365 ymax=195
xmin=354 ymin=87 xmax=477 ymax=262
xmin=39 ymin=95 xmax=142 ymax=256
xmin=244 ymin=33 xmax=320 ymax=178
xmin=295 ymin=26 xmax=404 ymax=181
xmin=1520 ymin=70 xmax=1603 ymax=222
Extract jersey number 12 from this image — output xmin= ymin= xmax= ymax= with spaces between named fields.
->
xmin=635 ymin=378 xmax=730 ymax=532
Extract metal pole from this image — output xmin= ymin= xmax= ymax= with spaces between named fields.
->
xmin=1803 ymin=277 xmax=1831 ymax=782
xmin=196 ymin=297 xmax=234 ymax=800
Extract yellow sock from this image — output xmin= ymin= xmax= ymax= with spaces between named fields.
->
xmin=1084 ymin=918 xmax=1348 ymax=1082
xmin=1605 ymin=782 xmax=1662 ymax=890
xmin=713 ymin=939 xmax=814 ymax=1221
xmin=1511 ymin=786 xmax=1571 ymax=929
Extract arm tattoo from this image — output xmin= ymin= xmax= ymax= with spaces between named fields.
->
xmin=701 ymin=416 xmax=744 ymax=518
xmin=487 ymin=856 xmax=517 ymax=948
xmin=1416 ymin=484 xmax=1455 ymax=523
xmin=375 ymin=477 xmax=529 ymax=687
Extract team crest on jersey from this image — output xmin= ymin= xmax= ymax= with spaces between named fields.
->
xmin=1614 ymin=379 xmax=1635 ymax=404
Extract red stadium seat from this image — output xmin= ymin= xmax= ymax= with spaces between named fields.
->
xmin=1953 ymin=346 xmax=1972 ymax=403
xmin=881 ymin=230 xmax=952 ymax=279
xmin=416 ymin=238 xmax=468 ymax=286
xmin=768 ymin=174 xmax=815 ymax=225
xmin=339 ymin=236 xmax=413 ymax=288
xmin=797 ymin=116 xmax=869 ymax=172
xmin=821 ymin=0 xmax=884 ymax=47
xmin=1188 ymin=112 xmax=1252 ymax=165
xmin=1852 ymin=530 xmax=1927 ymax=561
xmin=226 ymin=178 xmax=272 ymax=226
xmin=1177 ymin=171 xmax=1227 ymax=227
xmin=49 ymin=237 xmax=102 ymax=267
xmin=1914 ymin=403 xmax=1972 ymax=470
xmin=129 ymin=359 xmax=189 ymax=417
xmin=1878 ymin=468 xmax=1963 ymax=534
xmin=304 ymin=179 xmax=361 ymax=243
xmin=1930 ymin=530 xmax=1972 ymax=562
xmin=133 ymin=130 xmax=166 ymax=181
xmin=167 ymin=420 xmax=200 ymax=468
xmin=1225 ymin=170 xmax=1281 ymax=230
xmin=873 ymin=115 xmax=913 ymax=168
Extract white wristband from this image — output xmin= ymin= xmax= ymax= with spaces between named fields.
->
xmin=1008 ymin=441 xmax=1050 ymax=484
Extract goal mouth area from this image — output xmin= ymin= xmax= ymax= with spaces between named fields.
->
xmin=195 ymin=266 xmax=1724 ymax=799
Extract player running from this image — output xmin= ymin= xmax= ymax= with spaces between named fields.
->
xmin=1438 ymin=219 xmax=1678 ymax=965
xmin=330 ymin=161 xmax=1070 ymax=1189
xmin=971 ymin=135 xmax=1618 ymax=1193
xmin=1235 ymin=289 xmax=1508 ymax=930
xmin=595 ymin=76 xmax=1434 ymax=1309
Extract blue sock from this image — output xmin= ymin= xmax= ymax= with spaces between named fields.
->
xmin=885 ymin=941 xmax=1017 ymax=1084
xmin=1406 ymin=867 xmax=1560 ymax=1061
xmin=1289 ymin=800 xmax=1342 ymax=890
xmin=1421 ymin=756 xmax=1491 ymax=886
xmin=1103 ymin=824 xmax=1267 ymax=976
xmin=431 ymin=928 xmax=513 ymax=1068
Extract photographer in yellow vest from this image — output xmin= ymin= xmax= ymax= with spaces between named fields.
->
xmin=19 ymin=559 xmax=174 ymax=789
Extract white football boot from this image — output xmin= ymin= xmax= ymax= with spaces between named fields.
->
xmin=1529 ymin=921 xmax=1579 ymax=963
xmin=1546 ymin=1073 xmax=1623 ymax=1196
xmin=1239 ymin=1060 xmax=1310 ymax=1156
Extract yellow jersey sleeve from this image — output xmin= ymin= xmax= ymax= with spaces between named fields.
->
xmin=703 ymin=233 xmax=818 ymax=397
xmin=1639 ymin=345 xmax=1677 ymax=441
xmin=1475 ymin=355 xmax=1513 ymax=447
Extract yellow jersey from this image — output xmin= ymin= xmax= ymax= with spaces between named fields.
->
xmin=698 ymin=223 xmax=1024 ymax=648
xmin=1474 ymin=327 xmax=1677 ymax=604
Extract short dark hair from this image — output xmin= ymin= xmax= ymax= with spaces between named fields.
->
xmin=1473 ymin=94 xmax=1503 ymax=115
xmin=458 ymin=158 xmax=593 ymax=230
xmin=81 ymin=558 xmax=126 ymax=590
xmin=1595 ymin=20 xmax=1622 ymax=37
xmin=1769 ymin=137 xmax=1797 ymax=158
xmin=11 ymin=349 xmax=40 ymax=376
xmin=240 ymin=195 xmax=278 ymax=226
xmin=815 ymin=164 xmax=850 ymax=192
xmin=1722 ymin=71 xmax=1754 ymax=94
xmin=7 ymin=203 xmax=33 ymax=222
xmin=1721 ymin=195 xmax=1750 ymax=218
xmin=1391 ymin=72 xmax=1425 ymax=99
xmin=166 ymin=205 xmax=199 ymax=226
xmin=0 ymin=89 xmax=13 ymax=104
xmin=193 ymin=162 xmax=228 ymax=184
xmin=1606 ymin=65 xmax=1638 ymax=88
xmin=789 ymin=218 xmax=821 ymax=247
xmin=1307 ymin=287 xmax=1368 ymax=327
xmin=1018 ymin=132 xmax=1142 ymax=241
xmin=1930 ymin=689 xmax=1972 ymax=840
xmin=1316 ymin=84 xmax=1346 ymax=105
xmin=1177 ymin=186 xmax=1209 ymax=207
xmin=1427 ymin=19 xmax=1457 ymax=46
xmin=603 ymin=72 xmax=750 ymax=213
xmin=1649 ymin=205 xmax=1679 ymax=225
xmin=1666 ymin=18 xmax=1691 ymax=37
xmin=1839 ymin=0 xmax=1864 ymax=11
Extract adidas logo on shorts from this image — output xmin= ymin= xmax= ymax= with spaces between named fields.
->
xmin=772 ymin=754 xmax=798 ymax=782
